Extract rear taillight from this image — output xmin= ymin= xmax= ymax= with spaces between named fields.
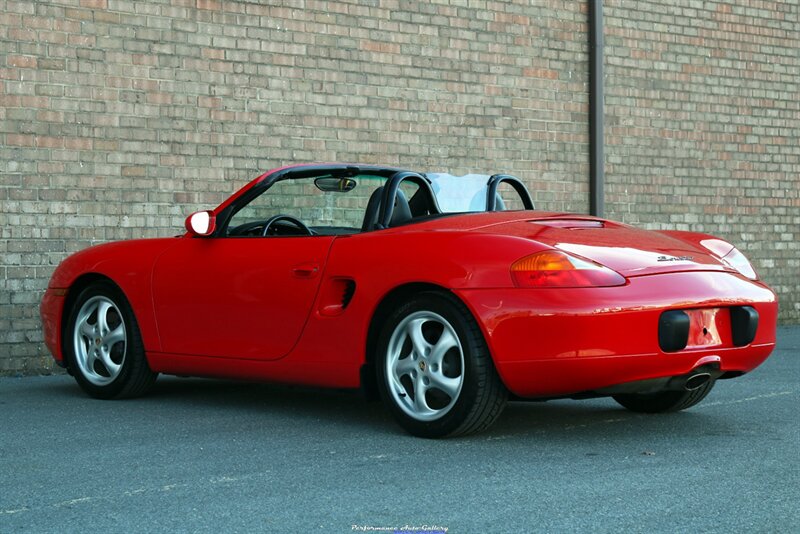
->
xmin=511 ymin=250 xmax=626 ymax=288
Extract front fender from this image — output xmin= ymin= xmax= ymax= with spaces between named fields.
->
xmin=46 ymin=238 xmax=180 ymax=355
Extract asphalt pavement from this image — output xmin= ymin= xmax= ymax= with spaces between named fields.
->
xmin=1 ymin=327 xmax=798 ymax=533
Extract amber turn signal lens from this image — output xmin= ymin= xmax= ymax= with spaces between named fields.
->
xmin=511 ymin=250 xmax=575 ymax=272
xmin=511 ymin=250 xmax=626 ymax=288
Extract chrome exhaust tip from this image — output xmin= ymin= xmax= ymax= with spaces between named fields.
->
xmin=684 ymin=373 xmax=711 ymax=391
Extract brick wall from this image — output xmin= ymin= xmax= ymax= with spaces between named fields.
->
xmin=604 ymin=0 xmax=799 ymax=322
xmin=1 ymin=1 xmax=797 ymax=375
xmin=0 ymin=0 xmax=590 ymax=373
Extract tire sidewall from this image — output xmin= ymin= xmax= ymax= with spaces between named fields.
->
xmin=64 ymin=281 xmax=141 ymax=399
xmin=376 ymin=292 xmax=487 ymax=438
xmin=613 ymin=380 xmax=715 ymax=413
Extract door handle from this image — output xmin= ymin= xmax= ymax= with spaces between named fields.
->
xmin=292 ymin=262 xmax=320 ymax=279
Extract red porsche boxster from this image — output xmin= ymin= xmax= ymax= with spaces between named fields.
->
xmin=40 ymin=164 xmax=777 ymax=437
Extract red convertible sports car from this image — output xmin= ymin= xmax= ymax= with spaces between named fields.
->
xmin=41 ymin=163 xmax=777 ymax=437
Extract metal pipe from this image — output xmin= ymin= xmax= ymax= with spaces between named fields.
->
xmin=684 ymin=373 xmax=711 ymax=391
xmin=589 ymin=0 xmax=605 ymax=217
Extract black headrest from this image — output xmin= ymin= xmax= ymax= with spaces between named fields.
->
xmin=361 ymin=186 xmax=384 ymax=232
xmin=390 ymin=189 xmax=412 ymax=226
xmin=361 ymin=186 xmax=412 ymax=231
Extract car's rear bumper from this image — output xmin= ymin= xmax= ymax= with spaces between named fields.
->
xmin=455 ymin=271 xmax=778 ymax=398
xmin=40 ymin=288 xmax=66 ymax=364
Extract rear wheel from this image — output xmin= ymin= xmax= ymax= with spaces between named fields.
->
xmin=613 ymin=380 xmax=715 ymax=413
xmin=376 ymin=292 xmax=507 ymax=438
xmin=65 ymin=281 xmax=157 ymax=399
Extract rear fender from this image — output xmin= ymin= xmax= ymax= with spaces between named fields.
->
xmin=286 ymin=231 xmax=546 ymax=377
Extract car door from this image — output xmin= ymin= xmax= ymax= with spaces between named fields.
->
xmin=151 ymin=235 xmax=334 ymax=360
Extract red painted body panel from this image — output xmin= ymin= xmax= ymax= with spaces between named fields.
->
xmin=40 ymin=238 xmax=178 ymax=360
xmin=455 ymin=271 xmax=777 ymax=397
xmin=41 ymin=289 xmax=65 ymax=362
xmin=147 ymin=351 xmax=361 ymax=389
xmin=477 ymin=219 xmax=735 ymax=277
xmin=40 ymin=164 xmax=779 ymax=400
xmin=151 ymin=236 xmax=334 ymax=359
xmin=141 ymin=230 xmax=549 ymax=383
xmin=276 ymin=231 xmax=543 ymax=373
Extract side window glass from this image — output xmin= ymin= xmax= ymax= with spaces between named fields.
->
xmin=225 ymin=176 xmax=386 ymax=236
xmin=225 ymin=180 xmax=307 ymax=236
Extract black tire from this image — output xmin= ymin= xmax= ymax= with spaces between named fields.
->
xmin=375 ymin=291 xmax=507 ymax=438
xmin=613 ymin=380 xmax=715 ymax=413
xmin=64 ymin=280 xmax=157 ymax=399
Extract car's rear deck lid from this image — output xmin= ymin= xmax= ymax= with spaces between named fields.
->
xmin=487 ymin=217 xmax=732 ymax=277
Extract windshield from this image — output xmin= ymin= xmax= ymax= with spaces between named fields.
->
xmin=223 ymin=173 xmax=426 ymax=236
xmin=427 ymin=173 xmax=492 ymax=213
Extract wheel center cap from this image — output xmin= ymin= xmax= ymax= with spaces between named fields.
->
xmin=95 ymin=338 xmax=102 ymax=345
xmin=419 ymin=361 xmax=426 ymax=372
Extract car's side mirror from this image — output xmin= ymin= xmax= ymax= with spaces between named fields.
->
xmin=185 ymin=210 xmax=216 ymax=237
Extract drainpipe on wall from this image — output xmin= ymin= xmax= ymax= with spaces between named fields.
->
xmin=589 ymin=0 xmax=605 ymax=218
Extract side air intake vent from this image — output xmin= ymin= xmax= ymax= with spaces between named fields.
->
xmin=318 ymin=278 xmax=357 ymax=317
xmin=342 ymin=280 xmax=356 ymax=308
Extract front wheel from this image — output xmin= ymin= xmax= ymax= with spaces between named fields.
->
xmin=65 ymin=280 xmax=157 ymax=399
xmin=376 ymin=292 xmax=507 ymax=438
xmin=613 ymin=380 xmax=715 ymax=413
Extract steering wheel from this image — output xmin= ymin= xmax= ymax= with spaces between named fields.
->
xmin=261 ymin=214 xmax=313 ymax=236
